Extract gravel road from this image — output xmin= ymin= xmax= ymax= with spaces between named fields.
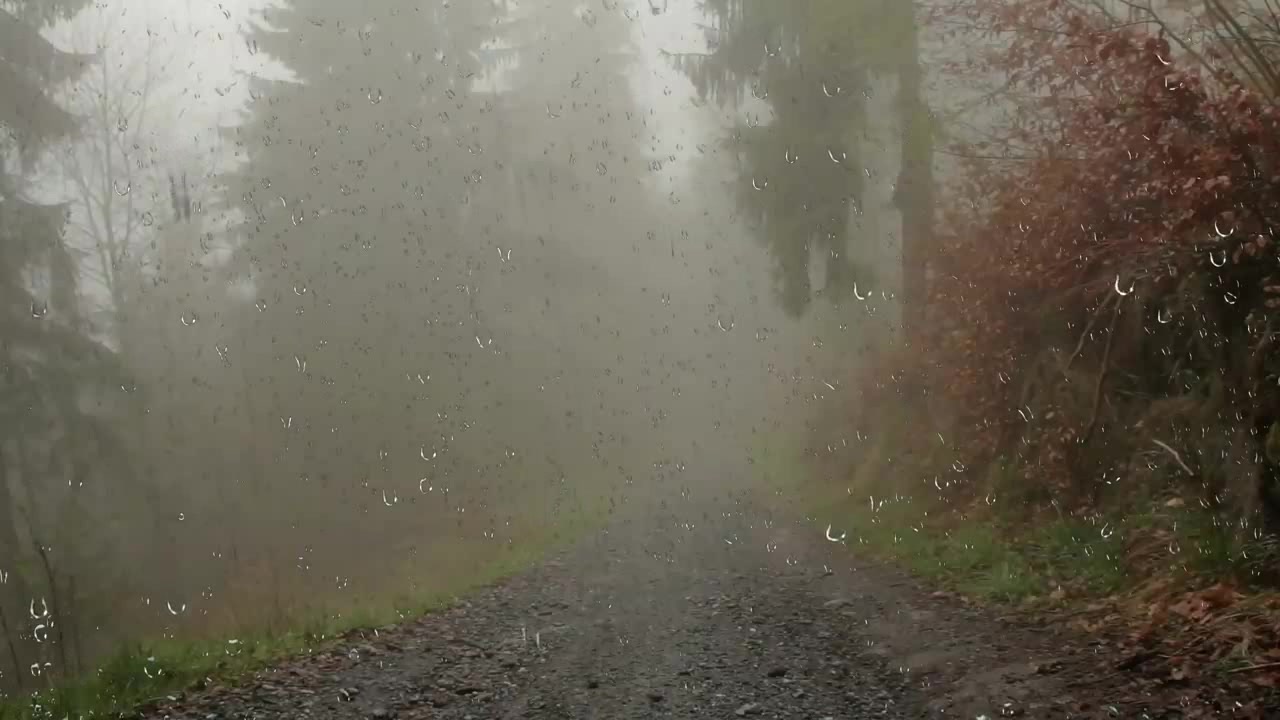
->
xmin=140 ymin=499 xmax=1271 ymax=719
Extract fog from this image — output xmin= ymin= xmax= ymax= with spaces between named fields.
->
xmin=0 ymin=0 xmax=937 ymax=688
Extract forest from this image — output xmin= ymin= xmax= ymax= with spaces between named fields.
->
xmin=2 ymin=0 xmax=1279 ymax=713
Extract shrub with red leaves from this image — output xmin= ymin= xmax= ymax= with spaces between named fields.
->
xmin=875 ymin=1 xmax=1280 ymax=526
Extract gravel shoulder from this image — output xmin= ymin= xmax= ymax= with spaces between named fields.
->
xmin=141 ymin=500 xmax=1273 ymax=719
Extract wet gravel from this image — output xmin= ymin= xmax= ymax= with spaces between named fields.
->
xmin=139 ymin=502 xmax=1274 ymax=719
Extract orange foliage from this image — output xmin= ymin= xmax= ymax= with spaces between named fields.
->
xmin=874 ymin=2 xmax=1280 ymax=499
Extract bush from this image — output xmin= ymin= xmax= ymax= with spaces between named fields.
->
xmin=853 ymin=1 xmax=1280 ymax=545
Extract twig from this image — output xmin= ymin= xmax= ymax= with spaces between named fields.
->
xmin=67 ymin=574 xmax=84 ymax=675
xmin=1228 ymin=660 xmax=1280 ymax=673
xmin=1065 ymin=294 xmax=1117 ymax=372
xmin=1151 ymin=438 xmax=1195 ymax=476
xmin=33 ymin=540 xmax=70 ymax=677
xmin=1082 ymin=299 xmax=1124 ymax=444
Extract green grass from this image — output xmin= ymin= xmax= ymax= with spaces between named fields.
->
xmin=0 ymin=499 xmax=605 ymax=720
xmin=755 ymin=432 xmax=1135 ymax=602
xmin=766 ymin=424 xmax=1273 ymax=602
xmin=814 ymin=496 xmax=1127 ymax=601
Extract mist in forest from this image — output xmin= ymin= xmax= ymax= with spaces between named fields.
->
xmin=0 ymin=0 xmax=938 ymax=692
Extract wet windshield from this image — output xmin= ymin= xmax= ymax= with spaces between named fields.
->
xmin=2 ymin=0 xmax=1278 ymax=717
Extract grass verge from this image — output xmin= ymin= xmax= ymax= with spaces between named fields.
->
xmin=755 ymin=433 xmax=1278 ymax=604
xmin=0 ymin=496 xmax=605 ymax=720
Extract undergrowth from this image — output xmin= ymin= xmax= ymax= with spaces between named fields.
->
xmin=757 ymin=433 xmax=1279 ymax=604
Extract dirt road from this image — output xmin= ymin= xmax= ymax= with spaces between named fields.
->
xmin=141 ymin=500 xmax=1270 ymax=719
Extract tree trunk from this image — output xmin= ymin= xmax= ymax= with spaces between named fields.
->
xmin=892 ymin=0 xmax=934 ymax=347
xmin=0 ymin=440 xmax=31 ymax=692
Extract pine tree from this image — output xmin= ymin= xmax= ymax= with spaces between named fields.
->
xmin=0 ymin=0 xmax=128 ymax=687
xmin=669 ymin=0 xmax=932 ymax=321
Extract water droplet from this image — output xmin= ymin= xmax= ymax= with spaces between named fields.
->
xmin=114 ymin=180 xmax=131 ymax=196
xmin=255 ymin=299 xmax=268 ymax=312
xmin=368 ymin=88 xmax=382 ymax=104
xmin=596 ymin=162 xmax=608 ymax=175
xmin=30 ymin=301 xmax=48 ymax=318
xmin=1209 ymin=249 xmax=1227 ymax=267
xmin=29 ymin=598 xmax=48 ymax=620
xmin=1213 ymin=218 xmax=1235 ymax=238
xmin=166 ymin=600 xmax=186 ymax=616
xmin=751 ymin=177 xmax=768 ymax=190
xmin=824 ymin=524 xmax=847 ymax=543
xmin=785 ymin=148 xmax=797 ymax=164
xmin=1157 ymin=308 xmax=1173 ymax=324
xmin=1100 ymin=523 xmax=1114 ymax=539
xmin=1113 ymin=275 xmax=1134 ymax=296
xmin=180 ymin=311 xmax=198 ymax=326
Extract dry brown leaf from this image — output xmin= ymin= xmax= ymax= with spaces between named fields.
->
xmin=1201 ymin=583 xmax=1238 ymax=610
